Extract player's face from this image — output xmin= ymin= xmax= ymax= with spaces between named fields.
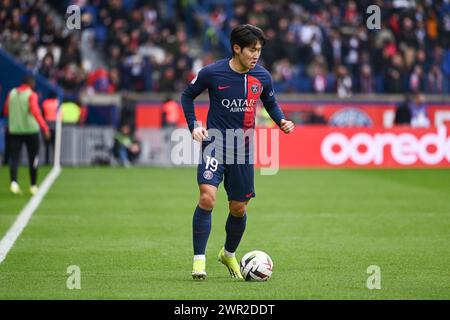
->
xmin=237 ymin=41 xmax=262 ymax=70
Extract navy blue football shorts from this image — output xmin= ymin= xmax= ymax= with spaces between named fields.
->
xmin=197 ymin=155 xmax=256 ymax=202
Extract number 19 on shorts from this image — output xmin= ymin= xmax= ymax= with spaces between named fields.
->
xmin=205 ymin=156 xmax=218 ymax=172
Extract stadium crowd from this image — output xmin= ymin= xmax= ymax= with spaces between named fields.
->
xmin=1 ymin=0 xmax=450 ymax=100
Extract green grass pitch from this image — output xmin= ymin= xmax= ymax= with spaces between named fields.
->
xmin=0 ymin=167 xmax=449 ymax=299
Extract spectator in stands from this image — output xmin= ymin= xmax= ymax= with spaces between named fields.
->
xmin=272 ymin=58 xmax=295 ymax=92
xmin=121 ymin=55 xmax=153 ymax=92
xmin=385 ymin=54 xmax=405 ymax=93
xmin=107 ymin=45 xmax=123 ymax=70
xmin=409 ymin=65 xmax=426 ymax=93
xmin=359 ymin=64 xmax=374 ymax=94
xmin=409 ymin=92 xmax=430 ymax=128
xmin=87 ymin=68 xmax=111 ymax=93
xmin=2 ymin=28 xmax=24 ymax=58
xmin=59 ymin=64 xmax=85 ymax=102
xmin=427 ymin=64 xmax=444 ymax=93
xmin=312 ymin=64 xmax=327 ymax=94
xmin=1 ymin=0 xmax=449 ymax=95
xmin=336 ymin=65 xmax=352 ymax=98
xmin=112 ymin=124 xmax=141 ymax=168
xmin=39 ymin=52 xmax=58 ymax=84
xmin=159 ymin=67 xmax=176 ymax=92
xmin=108 ymin=67 xmax=121 ymax=93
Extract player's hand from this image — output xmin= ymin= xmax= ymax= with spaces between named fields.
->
xmin=280 ymin=119 xmax=295 ymax=134
xmin=192 ymin=126 xmax=208 ymax=142
xmin=44 ymin=131 xmax=51 ymax=141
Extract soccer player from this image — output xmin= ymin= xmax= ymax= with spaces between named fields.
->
xmin=3 ymin=75 xmax=51 ymax=195
xmin=181 ymin=24 xmax=294 ymax=280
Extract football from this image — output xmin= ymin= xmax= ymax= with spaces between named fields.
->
xmin=240 ymin=250 xmax=273 ymax=281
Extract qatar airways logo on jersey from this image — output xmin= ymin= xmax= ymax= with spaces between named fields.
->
xmin=221 ymin=99 xmax=256 ymax=112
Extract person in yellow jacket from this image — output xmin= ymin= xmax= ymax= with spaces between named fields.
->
xmin=60 ymin=101 xmax=81 ymax=124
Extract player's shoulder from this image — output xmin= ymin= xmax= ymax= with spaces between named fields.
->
xmin=200 ymin=58 xmax=229 ymax=74
xmin=252 ymin=63 xmax=270 ymax=73
xmin=250 ymin=64 xmax=272 ymax=82
xmin=250 ymin=64 xmax=272 ymax=78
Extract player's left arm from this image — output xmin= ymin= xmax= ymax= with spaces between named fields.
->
xmin=260 ymin=73 xmax=294 ymax=134
xmin=28 ymin=92 xmax=50 ymax=139
xmin=2 ymin=93 xmax=9 ymax=117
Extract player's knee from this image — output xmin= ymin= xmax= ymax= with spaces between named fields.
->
xmin=229 ymin=202 xmax=247 ymax=217
xmin=199 ymin=192 xmax=216 ymax=210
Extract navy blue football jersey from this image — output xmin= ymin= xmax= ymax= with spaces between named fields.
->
xmin=181 ymin=58 xmax=285 ymax=133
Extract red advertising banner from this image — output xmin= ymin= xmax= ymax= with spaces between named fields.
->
xmin=257 ymin=126 xmax=450 ymax=168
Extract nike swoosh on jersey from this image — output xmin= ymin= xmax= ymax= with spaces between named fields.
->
xmin=218 ymin=85 xmax=231 ymax=90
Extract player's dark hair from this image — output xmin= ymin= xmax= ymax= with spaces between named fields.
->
xmin=47 ymin=91 xmax=58 ymax=99
xmin=22 ymin=74 xmax=35 ymax=87
xmin=230 ymin=24 xmax=267 ymax=56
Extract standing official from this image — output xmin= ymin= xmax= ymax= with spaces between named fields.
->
xmin=42 ymin=92 xmax=58 ymax=165
xmin=3 ymin=75 xmax=50 ymax=195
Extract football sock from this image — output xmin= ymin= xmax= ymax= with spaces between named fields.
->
xmin=193 ymin=255 xmax=206 ymax=261
xmin=193 ymin=205 xmax=212 ymax=255
xmin=224 ymin=213 xmax=247 ymax=253
xmin=224 ymin=249 xmax=235 ymax=258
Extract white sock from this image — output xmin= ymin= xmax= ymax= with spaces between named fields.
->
xmin=193 ymin=255 xmax=206 ymax=261
xmin=224 ymin=249 xmax=235 ymax=258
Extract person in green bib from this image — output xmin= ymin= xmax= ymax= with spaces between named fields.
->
xmin=3 ymin=75 xmax=51 ymax=195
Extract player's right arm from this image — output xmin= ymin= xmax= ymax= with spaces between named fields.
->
xmin=181 ymin=67 xmax=210 ymax=141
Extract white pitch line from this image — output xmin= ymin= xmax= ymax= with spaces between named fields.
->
xmin=0 ymin=165 xmax=61 ymax=264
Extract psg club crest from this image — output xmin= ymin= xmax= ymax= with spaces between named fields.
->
xmin=251 ymin=84 xmax=259 ymax=94
xmin=203 ymin=170 xmax=213 ymax=180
